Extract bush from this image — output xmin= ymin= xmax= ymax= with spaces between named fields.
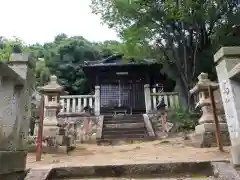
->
xmin=169 ymin=108 xmax=199 ymax=131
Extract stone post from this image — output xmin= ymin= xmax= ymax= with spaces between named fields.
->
xmin=39 ymin=75 xmax=63 ymax=147
xmin=8 ymin=53 xmax=35 ymax=147
xmin=214 ymin=47 xmax=240 ymax=165
xmin=144 ymin=84 xmax=151 ymax=113
xmin=190 ymin=72 xmax=230 ymax=147
xmin=94 ymin=86 xmax=100 ymax=116
xmin=0 ymin=53 xmax=35 ymax=177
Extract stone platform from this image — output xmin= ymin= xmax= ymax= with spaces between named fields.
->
xmin=24 ymin=161 xmax=239 ymax=180
xmin=25 ymin=138 xmax=232 ymax=179
xmin=0 ymin=151 xmax=28 ymax=180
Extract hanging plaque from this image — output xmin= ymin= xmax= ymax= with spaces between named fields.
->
xmin=116 ymin=72 xmax=128 ymax=75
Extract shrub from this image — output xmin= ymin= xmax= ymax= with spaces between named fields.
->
xmin=169 ymin=108 xmax=199 ymax=131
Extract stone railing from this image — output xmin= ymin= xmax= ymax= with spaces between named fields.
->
xmin=150 ymin=91 xmax=179 ymax=110
xmin=60 ymin=95 xmax=95 ymax=113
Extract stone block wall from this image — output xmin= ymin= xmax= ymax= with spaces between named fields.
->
xmin=75 ymin=117 xmax=100 ymax=143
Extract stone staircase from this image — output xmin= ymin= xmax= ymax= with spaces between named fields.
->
xmin=100 ymin=114 xmax=150 ymax=141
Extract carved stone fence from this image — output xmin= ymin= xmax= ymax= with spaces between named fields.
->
xmin=150 ymin=91 xmax=179 ymax=110
xmin=60 ymin=95 xmax=95 ymax=114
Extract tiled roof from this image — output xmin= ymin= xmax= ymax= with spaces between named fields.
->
xmin=83 ymin=54 xmax=158 ymax=67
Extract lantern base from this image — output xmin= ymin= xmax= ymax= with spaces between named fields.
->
xmin=189 ymin=123 xmax=230 ymax=148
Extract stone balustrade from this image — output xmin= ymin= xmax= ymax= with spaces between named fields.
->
xmin=150 ymin=90 xmax=179 ymax=110
xmin=60 ymin=95 xmax=95 ymax=113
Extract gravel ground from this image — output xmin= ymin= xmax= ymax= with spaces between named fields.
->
xmin=27 ymin=137 xmax=230 ymax=169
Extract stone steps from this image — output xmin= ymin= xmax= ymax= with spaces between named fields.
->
xmin=65 ymin=178 xmax=213 ymax=180
xmin=41 ymin=161 xmax=221 ymax=180
xmin=102 ymin=134 xmax=147 ymax=140
xmin=103 ymin=122 xmax=145 ymax=129
xmin=100 ymin=114 xmax=149 ymax=141
xmin=104 ymin=120 xmax=141 ymax=124
xmin=104 ymin=115 xmax=143 ymax=121
xmin=103 ymin=127 xmax=146 ymax=133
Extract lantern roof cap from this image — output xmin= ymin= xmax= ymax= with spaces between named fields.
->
xmin=190 ymin=73 xmax=218 ymax=95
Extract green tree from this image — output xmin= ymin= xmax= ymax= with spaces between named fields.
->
xmin=42 ymin=35 xmax=102 ymax=94
xmin=35 ymin=59 xmax=50 ymax=87
xmin=91 ymin=0 xmax=240 ymax=108
xmin=0 ymin=37 xmax=27 ymax=62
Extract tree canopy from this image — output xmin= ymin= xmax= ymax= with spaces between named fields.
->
xmin=0 ymin=34 xmax=123 ymax=94
xmin=91 ymin=0 xmax=240 ymax=107
xmin=1 ymin=0 xmax=240 ymax=107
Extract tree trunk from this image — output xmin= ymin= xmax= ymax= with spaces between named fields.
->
xmin=174 ymin=75 xmax=188 ymax=110
xmin=162 ymin=64 xmax=189 ymax=110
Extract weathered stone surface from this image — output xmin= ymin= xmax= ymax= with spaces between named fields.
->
xmin=190 ymin=131 xmax=230 ymax=148
xmin=0 ymin=151 xmax=27 ymax=174
xmin=49 ymin=161 xmax=214 ymax=179
xmin=105 ymin=123 xmax=145 ymax=129
xmin=0 ymin=171 xmax=27 ymax=180
xmin=215 ymin=46 xmax=240 ymax=165
xmin=195 ymin=123 xmax=229 ymax=134
xmin=75 ymin=116 xmax=100 ymax=143
xmin=24 ymin=168 xmax=52 ymax=180
xmin=143 ymin=114 xmax=155 ymax=137
xmin=42 ymin=127 xmax=59 ymax=137
xmin=27 ymin=145 xmax=68 ymax=154
xmin=0 ymin=53 xmax=34 ymax=177
xmin=212 ymin=161 xmax=240 ymax=180
xmin=96 ymin=116 xmax=104 ymax=139
xmin=189 ymin=72 xmax=230 ymax=148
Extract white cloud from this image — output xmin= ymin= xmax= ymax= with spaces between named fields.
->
xmin=0 ymin=0 xmax=118 ymax=44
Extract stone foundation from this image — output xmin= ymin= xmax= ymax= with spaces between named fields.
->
xmin=27 ymin=144 xmax=69 ymax=154
xmin=0 ymin=151 xmax=27 ymax=175
xmin=190 ymin=123 xmax=230 ymax=147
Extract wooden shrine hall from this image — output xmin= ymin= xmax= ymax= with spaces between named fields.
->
xmin=56 ymin=54 xmax=179 ymax=141
xmin=82 ymin=54 xmax=176 ymax=116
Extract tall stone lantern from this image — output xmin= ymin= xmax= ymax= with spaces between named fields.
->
xmin=38 ymin=75 xmax=64 ymax=141
xmin=190 ymin=73 xmax=230 ymax=147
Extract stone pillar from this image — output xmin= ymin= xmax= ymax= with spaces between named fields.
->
xmin=144 ymin=84 xmax=151 ymax=113
xmin=39 ymin=75 xmax=63 ymax=146
xmin=214 ymin=47 xmax=240 ymax=165
xmin=8 ymin=53 xmax=35 ymax=148
xmin=94 ymin=86 xmax=100 ymax=116
xmin=0 ymin=53 xmax=35 ymax=177
xmin=190 ymin=73 xmax=230 ymax=148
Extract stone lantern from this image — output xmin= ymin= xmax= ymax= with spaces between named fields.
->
xmin=40 ymin=75 xmax=64 ymax=109
xmin=190 ymin=72 xmax=230 ymax=147
xmin=38 ymin=75 xmax=64 ymax=143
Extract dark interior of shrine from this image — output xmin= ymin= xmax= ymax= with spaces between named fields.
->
xmin=83 ymin=54 xmax=176 ymax=114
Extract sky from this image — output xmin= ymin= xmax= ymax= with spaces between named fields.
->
xmin=0 ymin=0 xmax=119 ymax=45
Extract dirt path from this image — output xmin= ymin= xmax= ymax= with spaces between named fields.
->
xmin=27 ymin=137 xmax=230 ymax=169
